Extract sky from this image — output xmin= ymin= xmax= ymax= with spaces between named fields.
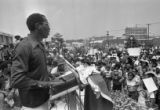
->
xmin=0 ymin=0 xmax=160 ymax=40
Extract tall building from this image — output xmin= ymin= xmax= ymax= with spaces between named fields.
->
xmin=0 ymin=32 xmax=13 ymax=45
xmin=124 ymin=27 xmax=147 ymax=40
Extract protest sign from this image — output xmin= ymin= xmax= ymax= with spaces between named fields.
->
xmin=143 ymin=77 xmax=158 ymax=93
xmin=87 ymin=48 xmax=99 ymax=55
xmin=127 ymin=48 xmax=141 ymax=56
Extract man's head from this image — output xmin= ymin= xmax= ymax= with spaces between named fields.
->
xmin=14 ymin=35 xmax=21 ymax=40
xmin=26 ymin=13 xmax=50 ymax=38
xmin=128 ymin=72 xmax=135 ymax=80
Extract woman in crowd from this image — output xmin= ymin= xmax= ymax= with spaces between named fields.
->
xmin=126 ymin=71 xmax=140 ymax=101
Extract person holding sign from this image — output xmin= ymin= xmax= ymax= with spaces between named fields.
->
xmin=138 ymin=71 xmax=158 ymax=108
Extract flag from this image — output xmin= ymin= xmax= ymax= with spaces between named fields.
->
xmin=84 ymin=74 xmax=113 ymax=110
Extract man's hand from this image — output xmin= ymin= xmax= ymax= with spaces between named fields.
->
xmin=37 ymin=81 xmax=50 ymax=88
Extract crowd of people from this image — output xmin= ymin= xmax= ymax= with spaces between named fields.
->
xmin=0 ymin=13 xmax=160 ymax=110
xmin=47 ymin=47 xmax=160 ymax=109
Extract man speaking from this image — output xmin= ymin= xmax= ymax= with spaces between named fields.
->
xmin=11 ymin=13 xmax=51 ymax=110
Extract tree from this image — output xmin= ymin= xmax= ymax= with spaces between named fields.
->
xmin=51 ymin=33 xmax=65 ymax=54
xmin=72 ymin=46 xmax=87 ymax=56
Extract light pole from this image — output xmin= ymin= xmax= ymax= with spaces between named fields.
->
xmin=130 ymin=36 xmax=133 ymax=48
xmin=92 ymin=37 xmax=95 ymax=55
xmin=147 ymin=24 xmax=150 ymax=40
xmin=147 ymin=24 xmax=150 ymax=47
xmin=106 ymin=31 xmax=109 ymax=48
xmin=124 ymin=40 xmax=127 ymax=48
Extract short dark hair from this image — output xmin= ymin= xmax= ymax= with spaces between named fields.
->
xmin=26 ymin=13 xmax=45 ymax=31
xmin=14 ymin=35 xmax=21 ymax=40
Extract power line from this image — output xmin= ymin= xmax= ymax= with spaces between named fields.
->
xmin=104 ymin=21 xmax=160 ymax=37
xmin=137 ymin=21 xmax=160 ymax=26
xmin=108 ymin=21 xmax=160 ymax=32
xmin=109 ymin=28 xmax=125 ymax=32
xmin=148 ymin=21 xmax=160 ymax=25
xmin=109 ymin=21 xmax=160 ymax=33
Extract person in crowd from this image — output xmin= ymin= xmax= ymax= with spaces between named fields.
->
xmin=111 ymin=70 xmax=124 ymax=91
xmin=3 ymin=45 xmax=10 ymax=61
xmin=0 ymin=45 xmax=4 ymax=61
xmin=156 ymin=68 xmax=160 ymax=109
xmin=144 ymin=71 xmax=158 ymax=107
xmin=11 ymin=13 xmax=51 ymax=110
xmin=126 ymin=71 xmax=140 ymax=101
xmin=101 ymin=65 xmax=112 ymax=91
xmin=157 ymin=58 xmax=160 ymax=68
xmin=14 ymin=35 xmax=21 ymax=45
xmin=138 ymin=80 xmax=150 ymax=107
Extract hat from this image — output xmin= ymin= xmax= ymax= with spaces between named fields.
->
xmin=78 ymin=57 xmax=83 ymax=60
xmin=0 ymin=45 xmax=3 ymax=49
xmin=145 ymin=71 xmax=157 ymax=77
xmin=140 ymin=59 xmax=149 ymax=65
xmin=57 ymin=58 xmax=65 ymax=65
xmin=152 ymin=56 xmax=156 ymax=60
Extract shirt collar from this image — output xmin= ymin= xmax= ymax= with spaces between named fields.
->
xmin=27 ymin=34 xmax=41 ymax=49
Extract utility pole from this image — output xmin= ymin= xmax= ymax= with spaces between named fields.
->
xmin=146 ymin=24 xmax=151 ymax=47
xmin=92 ymin=36 xmax=95 ymax=54
xmin=106 ymin=31 xmax=109 ymax=47
xmin=147 ymin=24 xmax=150 ymax=40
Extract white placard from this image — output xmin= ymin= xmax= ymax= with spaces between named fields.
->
xmin=127 ymin=48 xmax=141 ymax=56
xmin=87 ymin=48 xmax=99 ymax=55
xmin=143 ymin=77 xmax=158 ymax=93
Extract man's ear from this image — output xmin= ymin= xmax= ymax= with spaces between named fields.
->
xmin=35 ymin=23 xmax=41 ymax=30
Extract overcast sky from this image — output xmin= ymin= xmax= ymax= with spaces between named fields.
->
xmin=0 ymin=0 xmax=160 ymax=40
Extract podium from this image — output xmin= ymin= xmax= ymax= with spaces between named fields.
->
xmin=50 ymin=73 xmax=79 ymax=100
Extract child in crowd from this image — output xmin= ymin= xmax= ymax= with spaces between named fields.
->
xmin=111 ymin=70 xmax=124 ymax=91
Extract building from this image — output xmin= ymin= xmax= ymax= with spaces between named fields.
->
xmin=90 ymin=35 xmax=114 ymax=41
xmin=66 ymin=39 xmax=85 ymax=49
xmin=0 ymin=32 xmax=13 ymax=45
xmin=72 ymin=42 xmax=84 ymax=47
xmin=124 ymin=27 xmax=147 ymax=40
xmin=89 ymin=35 xmax=114 ymax=45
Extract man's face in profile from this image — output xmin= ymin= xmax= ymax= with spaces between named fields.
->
xmin=38 ymin=17 xmax=50 ymax=38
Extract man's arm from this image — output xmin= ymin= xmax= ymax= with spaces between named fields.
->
xmin=11 ymin=43 xmax=38 ymax=89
